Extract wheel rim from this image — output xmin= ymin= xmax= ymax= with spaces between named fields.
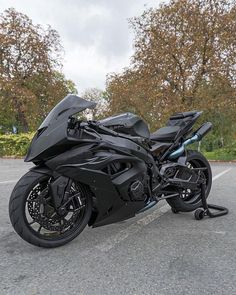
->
xmin=179 ymin=159 xmax=210 ymax=205
xmin=24 ymin=178 xmax=89 ymax=240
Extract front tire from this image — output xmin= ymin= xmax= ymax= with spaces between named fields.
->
xmin=9 ymin=171 xmax=92 ymax=248
xmin=166 ymin=150 xmax=212 ymax=212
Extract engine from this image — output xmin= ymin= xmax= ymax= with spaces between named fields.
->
xmin=96 ymin=153 xmax=149 ymax=202
xmin=129 ymin=180 xmax=145 ymax=201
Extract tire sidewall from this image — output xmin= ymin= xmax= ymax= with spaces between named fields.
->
xmin=9 ymin=171 xmax=92 ymax=248
xmin=166 ymin=150 xmax=212 ymax=212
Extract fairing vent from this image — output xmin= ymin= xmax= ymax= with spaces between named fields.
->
xmin=102 ymin=161 xmax=132 ymax=176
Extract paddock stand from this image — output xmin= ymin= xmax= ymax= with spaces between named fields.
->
xmin=194 ymin=182 xmax=229 ymax=220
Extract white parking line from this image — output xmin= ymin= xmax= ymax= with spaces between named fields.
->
xmin=96 ymin=168 xmax=232 ymax=252
xmin=212 ymin=168 xmax=232 ymax=181
xmin=0 ymin=179 xmax=18 ymax=185
xmin=95 ymin=205 xmax=170 ymax=252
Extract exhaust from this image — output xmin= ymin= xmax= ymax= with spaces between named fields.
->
xmin=168 ymin=122 xmax=212 ymax=159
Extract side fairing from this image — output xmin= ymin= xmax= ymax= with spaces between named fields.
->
xmin=44 ymin=135 xmax=152 ymax=227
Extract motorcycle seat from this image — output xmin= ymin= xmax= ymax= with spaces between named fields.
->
xmin=169 ymin=111 xmax=199 ymax=120
xmin=150 ymin=126 xmax=180 ymax=142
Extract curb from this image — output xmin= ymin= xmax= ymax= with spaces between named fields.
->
xmin=1 ymin=156 xmax=24 ymax=159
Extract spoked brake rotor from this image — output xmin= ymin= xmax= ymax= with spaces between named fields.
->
xmin=27 ymin=183 xmax=85 ymax=233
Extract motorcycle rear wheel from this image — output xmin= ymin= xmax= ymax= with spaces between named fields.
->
xmin=166 ymin=150 xmax=212 ymax=212
xmin=9 ymin=171 xmax=92 ymax=248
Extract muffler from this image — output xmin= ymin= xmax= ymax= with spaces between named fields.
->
xmin=194 ymin=122 xmax=213 ymax=140
xmin=168 ymin=122 xmax=212 ymax=159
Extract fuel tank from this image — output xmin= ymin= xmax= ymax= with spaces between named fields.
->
xmin=98 ymin=113 xmax=150 ymax=139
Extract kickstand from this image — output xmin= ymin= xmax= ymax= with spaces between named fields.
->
xmin=194 ymin=182 xmax=229 ymax=220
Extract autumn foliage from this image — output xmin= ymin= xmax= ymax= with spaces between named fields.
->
xmin=0 ymin=8 xmax=76 ymax=132
xmin=107 ymin=0 xmax=236 ymax=144
xmin=1 ymin=2 xmax=236 ymax=150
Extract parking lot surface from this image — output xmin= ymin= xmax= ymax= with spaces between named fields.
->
xmin=0 ymin=159 xmax=236 ymax=295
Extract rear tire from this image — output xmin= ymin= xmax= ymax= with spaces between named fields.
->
xmin=166 ymin=150 xmax=212 ymax=212
xmin=9 ymin=171 xmax=92 ymax=248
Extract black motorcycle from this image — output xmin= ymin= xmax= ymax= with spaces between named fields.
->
xmin=9 ymin=95 xmax=212 ymax=248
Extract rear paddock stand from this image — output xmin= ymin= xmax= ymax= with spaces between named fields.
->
xmin=194 ymin=182 xmax=229 ymax=220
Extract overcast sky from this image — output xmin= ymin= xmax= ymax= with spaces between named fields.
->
xmin=0 ymin=0 xmax=163 ymax=94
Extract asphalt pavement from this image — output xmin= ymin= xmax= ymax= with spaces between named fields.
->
xmin=0 ymin=159 xmax=235 ymax=295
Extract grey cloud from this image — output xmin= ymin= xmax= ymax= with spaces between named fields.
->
xmin=51 ymin=0 xmax=137 ymax=57
xmin=0 ymin=0 xmax=162 ymax=91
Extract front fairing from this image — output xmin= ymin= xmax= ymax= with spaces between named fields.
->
xmin=25 ymin=95 xmax=96 ymax=162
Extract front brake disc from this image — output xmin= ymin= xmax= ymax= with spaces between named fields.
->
xmin=27 ymin=185 xmax=81 ymax=232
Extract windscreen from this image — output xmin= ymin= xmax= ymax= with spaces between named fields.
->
xmin=39 ymin=94 xmax=96 ymax=130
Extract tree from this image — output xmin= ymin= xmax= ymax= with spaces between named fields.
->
xmin=82 ymin=88 xmax=109 ymax=120
xmin=107 ymin=0 xmax=236 ymax=131
xmin=0 ymin=8 xmax=77 ymax=131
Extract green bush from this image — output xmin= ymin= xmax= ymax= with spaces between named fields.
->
xmin=0 ymin=133 xmax=34 ymax=157
xmin=0 ymin=132 xmax=235 ymax=161
xmin=203 ymin=141 xmax=236 ymax=161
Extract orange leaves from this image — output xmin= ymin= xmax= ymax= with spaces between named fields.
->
xmin=0 ymin=9 xmax=75 ymax=132
xmin=107 ymin=0 xmax=236 ymax=130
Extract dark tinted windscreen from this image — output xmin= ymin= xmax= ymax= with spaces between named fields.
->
xmin=39 ymin=95 xmax=96 ymax=130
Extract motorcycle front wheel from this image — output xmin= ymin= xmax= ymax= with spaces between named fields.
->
xmin=9 ymin=171 xmax=92 ymax=248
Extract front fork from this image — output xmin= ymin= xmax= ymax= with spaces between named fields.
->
xmin=49 ymin=176 xmax=71 ymax=211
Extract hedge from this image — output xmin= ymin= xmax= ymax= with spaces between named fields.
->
xmin=0 ymin=132 xmax=236 ymax=160
xmin=0 ymin=133 xmax=34 ymax=157
xmin=204 ymin=143 xmax=236 ymax=161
